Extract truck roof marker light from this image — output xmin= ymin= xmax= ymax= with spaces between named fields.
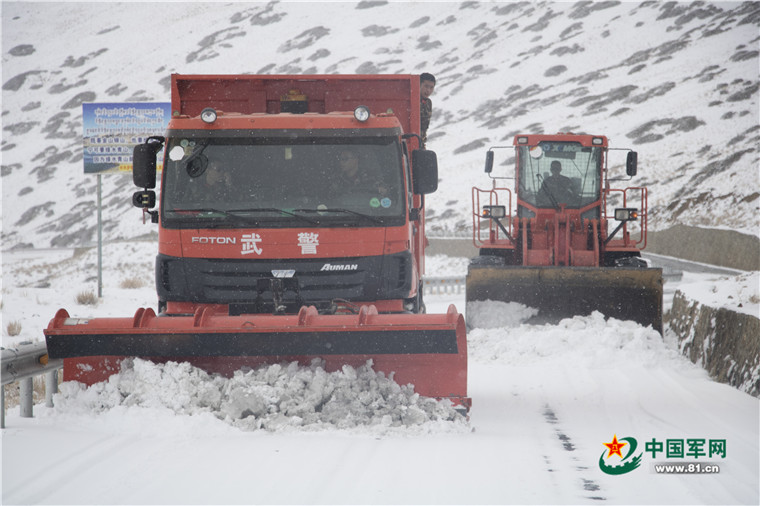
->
xmin=200 ymin=108 xmax=217 ymax=124
xmin=517 ymin=136 xmax=529 ymax=144
xmin=354 ymin=105 xmax=371 ymax=122
xmin=592 ymin=137 xmax=604 ymax=145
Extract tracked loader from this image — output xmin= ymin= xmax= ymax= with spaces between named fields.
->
xmin=44 ymin=75 xmax=470 ymax=411
xmin=467 ymin=133 xmax=663 ymax=333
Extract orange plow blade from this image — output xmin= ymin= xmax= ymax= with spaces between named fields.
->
xmin=44 ymin=305 xmax=470 ymax=411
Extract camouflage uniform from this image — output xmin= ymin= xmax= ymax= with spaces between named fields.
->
xmin=420 ymin=96 xmax=432 ymax=149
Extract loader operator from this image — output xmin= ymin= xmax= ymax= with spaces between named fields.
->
xmin=540 ymin=160 xmax=577 ymax=206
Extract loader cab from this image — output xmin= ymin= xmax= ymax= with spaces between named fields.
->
xmin=514 ymin=139 xmax=603 ymax=220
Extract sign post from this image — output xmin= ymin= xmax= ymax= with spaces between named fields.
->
xmin=98 ymin=174 xmax=102 ymax=297
xmin=82 ymin=103 xmax=170 ymax=297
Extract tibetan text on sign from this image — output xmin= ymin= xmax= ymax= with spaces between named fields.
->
xmin=82 ymin=103 xmax=170 ymax=174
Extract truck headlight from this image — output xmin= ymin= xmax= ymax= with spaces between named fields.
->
xmin=200 ymin=107 xmax=217 ymax=124
xmin=354 ymin=105 xmax=370 ymax=122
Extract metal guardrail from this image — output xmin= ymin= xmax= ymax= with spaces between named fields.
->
xmin=1 ymin=341 xmax=63 ymax=429
xmin=423 ymin=276 xmax=466 ymax=295
xmin=662 ymin=267 xmax=683 ymax=283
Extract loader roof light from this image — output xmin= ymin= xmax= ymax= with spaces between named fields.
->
xmin=354 ymin=105 xmax=371 ymax=122
xmin=517 ymin=136 xmax=529 ymax=144
xmin=614 ymin=208 xmax=638 ymax=221
xmin=529 ymin=145 xmax=543 ymax=159
xmin=200 ymin=107 xmax=217 ymax=124
xmin=592 ymin=137 xmax=604 ymax=145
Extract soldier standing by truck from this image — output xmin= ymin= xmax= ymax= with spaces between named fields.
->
xmin=420 ymin=73 xmax=436 ymax=148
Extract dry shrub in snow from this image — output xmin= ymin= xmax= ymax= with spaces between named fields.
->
xmin=119 ymin=276 xmax=145 ymax=289
xmin=76 ymin=290 xmax=97 ymax=305
xmin=6 ymin=320 xmax=22 ymax=336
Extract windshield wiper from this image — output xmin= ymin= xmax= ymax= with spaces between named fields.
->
xmin=226 ymin=207 xmax=319 ymax=225
xmin=168 ymin=207 xmax=318 ymax=225
xmin=295 ymin=208 xmax=382 ymax=224
xmin=170 ymin=207 xmax=231 ymax=216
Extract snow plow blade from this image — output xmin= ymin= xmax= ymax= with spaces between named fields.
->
xmin=466 ymin=265 xmax=663 ymax=333
xmin=44 ymin=305 xmax=470 ymax=410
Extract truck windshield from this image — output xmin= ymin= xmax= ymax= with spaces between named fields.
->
xmin=517 ymin=141 xmax=601 ymax=210
xmin=161 ymin=136 xmax=405 ymax=228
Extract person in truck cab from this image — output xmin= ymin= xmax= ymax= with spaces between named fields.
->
xmin=540 ymin=160 xmax=577 ymax=205
xmin=330 ymin=149 xmax=389 ymax=197
xmin=338 ymin=149 xmax=362 ymax=184
xmin=187 ymin=160 xmax=234 ymax=201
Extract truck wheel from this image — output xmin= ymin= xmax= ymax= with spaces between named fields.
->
xmin=415 ymin=281 xmax=426 ymax=314
xmin=405 ymin=282 xmax=426 ymax=314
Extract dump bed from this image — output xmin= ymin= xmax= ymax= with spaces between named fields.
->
xmin=171 ymin=74 xmax=420 ymax=136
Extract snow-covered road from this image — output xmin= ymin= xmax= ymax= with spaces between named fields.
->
xmin=3 ymin=282 xmax=758 ymax=505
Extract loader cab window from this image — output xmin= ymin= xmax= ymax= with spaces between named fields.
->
xmin=516 ymin=142 xmax=601 ymax=212
xmin=161 ymin=133 xmax=406 ymax=228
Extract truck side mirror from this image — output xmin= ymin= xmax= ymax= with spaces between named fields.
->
xmin=133 ymin=137 xmax=164 ymax=189
xmin=626 ymin=151 xmax=638 ymax=177
xmin=485 ymin=150 xmax=494 ymax=173
xmin=412 ymin=149 xmax=438 ymax=195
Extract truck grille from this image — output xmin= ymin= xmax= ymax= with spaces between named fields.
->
xmin=156 ymin=251 xmax=412 ymax=310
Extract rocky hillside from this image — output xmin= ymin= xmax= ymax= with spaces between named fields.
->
xmin=2 ymin=1 xmax=758 ymax=250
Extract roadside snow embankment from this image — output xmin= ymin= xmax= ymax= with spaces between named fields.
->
xmin=668 ymin=272 xmax=760 ymax=397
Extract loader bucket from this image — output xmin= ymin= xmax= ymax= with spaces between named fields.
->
xmin=466 ymin=265 xmax=663 ymax=333
xmin=44 ymin=305 xmax=470 ymax=411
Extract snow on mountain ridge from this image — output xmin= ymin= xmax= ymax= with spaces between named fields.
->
xmin=2 ymin=1 xmax=758 ymax=250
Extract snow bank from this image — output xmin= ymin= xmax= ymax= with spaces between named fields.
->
xmin=467 ymin=309 xmax=686 ymax=369
xmin=676 ymin=271 xmax=759 ymax=318
xmin=52 ymin=358 xmax=468 ymax=434
xmin=466 ymin=300 xmax=538 ymax=329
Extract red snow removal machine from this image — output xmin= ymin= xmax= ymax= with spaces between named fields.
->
xmin=467 ymin=133 xmax=663 ymax=333
xmin=45 ymin=74 xmax=469 ymax=411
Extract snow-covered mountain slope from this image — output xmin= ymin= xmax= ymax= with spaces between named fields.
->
xmin=2 ymin=1 xmax=759 ymax=250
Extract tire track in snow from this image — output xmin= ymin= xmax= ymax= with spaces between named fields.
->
xmin=4 ymin=434 xmax=129 ymax=504
xmin=542 ymin=405 xmax=606 ymax=502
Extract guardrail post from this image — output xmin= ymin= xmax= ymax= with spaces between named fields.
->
xmin=19 ymin=377 xmax=33 ymax=418
xmin=1 ymin=385 xmax=5 ymax=429
xmin=45 ymin=370 xmax=58 ymax=407
xmin=2 ymin=342 xmax=64 ymax=426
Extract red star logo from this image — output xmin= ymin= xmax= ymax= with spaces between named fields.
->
xmin=603 ymin=435 xmax=627 ymax=459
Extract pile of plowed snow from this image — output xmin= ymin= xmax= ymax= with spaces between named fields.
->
xmin=466 ymin=300 xmax=538 ymax=329
xmin=53 ymin=358 xmax=467 ymax=433
xmin=466 ymin=301 xmax=686 ymax=369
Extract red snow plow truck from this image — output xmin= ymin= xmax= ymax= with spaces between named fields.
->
xmin=45 ymin=74 xmax=470 ymax=412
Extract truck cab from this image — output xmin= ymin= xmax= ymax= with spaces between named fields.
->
xmin=133 ymin=75 xmax=437 ymax=316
